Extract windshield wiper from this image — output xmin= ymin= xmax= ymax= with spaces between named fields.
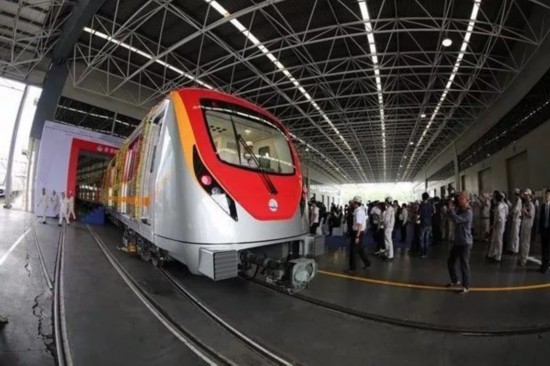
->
xmin=237 ymin=134 xmax=278 ymax=195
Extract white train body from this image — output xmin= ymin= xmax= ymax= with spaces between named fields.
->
xmin=103 ymin=88 xmax=317 ymax=289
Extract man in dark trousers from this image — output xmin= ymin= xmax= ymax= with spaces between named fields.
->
xmin=539 ymin=189 xmax=550 ymax=274
xmin=419 ymin=192 xmax=434 ymax=257
xmin=346 ymin=196 xmax=371 ymax=272
xmin=446 ymin=191 xmax=473 ymax=294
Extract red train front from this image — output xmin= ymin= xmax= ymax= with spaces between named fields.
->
xmin=104 ymin=88 xmax=317 ymax=291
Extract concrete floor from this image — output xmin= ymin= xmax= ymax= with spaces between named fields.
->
xmin=0 ymin=209 xmax=55 ymax=366
xmin=2 ymin=209 xmax=550 ymax=365
xmin=310 ymin=236 xmax=550 ymax=332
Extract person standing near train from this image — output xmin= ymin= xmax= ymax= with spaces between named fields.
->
xmin=67 ymin=191 xmax=76 ymax=221
xmin=37 ymin=187 xmax=49 ymax=224
xmin=446 ymin=191 xmax=473 ymax=294
xmin=382 ymin=197 xmax=395 ymax=261
xmin=519 ymin=189 xmax=535 ymax=266
xmin=309 ymin=201 xmax=320 ymax=235
xmin=346 ymin=196 xmax=370 ymax=272
xmin=488 ymin=191 xmax=507 ymax=262
xmin=58 ymin=192 xmax=70 ymax=226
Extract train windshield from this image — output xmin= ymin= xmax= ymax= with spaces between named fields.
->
xmin=202 ymin=100 xmax=295 ymax=175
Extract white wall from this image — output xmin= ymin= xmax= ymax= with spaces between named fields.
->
xmin=35 ymin=121 xmax=122 ymax=216
xmin=412 ymin=35 xmax=550 ymax=186
xmin=417 ymin=119 xmax=550 ymax=199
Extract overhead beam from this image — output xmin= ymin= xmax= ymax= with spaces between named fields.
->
xmin=30 ymin=0 xmax=107 ymax=139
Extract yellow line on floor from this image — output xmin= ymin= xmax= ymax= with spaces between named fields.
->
xmin=318 ymin=269 xmax=550 ymax=292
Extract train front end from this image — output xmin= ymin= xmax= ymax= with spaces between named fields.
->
xmin=156 ymin=89 xmax=316 ymax=291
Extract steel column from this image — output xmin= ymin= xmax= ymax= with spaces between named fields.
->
xmin=3 ymin=85 xmax=29 ymax=209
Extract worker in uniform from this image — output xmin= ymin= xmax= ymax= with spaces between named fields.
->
xmin=480 ymin=194 xmax=491 ymax=241
xmin=309 ymin=201 xmax=320 ymax=235
xmin=346 ymin=195 xmax=370 ymax=272
xmin=502 ymin=192 xmax=511 ymax=250
xmin=50 ymin=190 xmax=60 ymax=218
xmin=67 ymin=191 xmax=76 ymax=221
xmin=382 ymin=197 xmax=395 ymax=261
xmin=519 ymin=189 xmax=535 ymax=266
xmin=58 ymin=192 xmax=70 ymax=226
xmin=508 ymin=188 xmax=522 ymax=254
xmin=488 ymin=191 xmax=507 ymax=262
xmin=37 ymin=187 xmax=49 ymax=224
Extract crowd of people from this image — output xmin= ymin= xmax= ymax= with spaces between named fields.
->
xmin=37 ymin=187 xmax=76 ymax=226
xmin=309 ymin=187 xmax=550 ymax=293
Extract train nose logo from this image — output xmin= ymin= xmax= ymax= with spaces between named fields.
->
xmin=268 ymin=198 xmax=279 ymax=212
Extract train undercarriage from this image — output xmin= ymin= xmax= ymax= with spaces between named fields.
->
xmin=109 ymin=214 xmax=321 ymax=292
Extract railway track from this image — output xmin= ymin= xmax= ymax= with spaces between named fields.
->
xmin=246 ymin=275 xmax=550 ymax=337
xmin=87 ymin=224 xmax=293 ymax=366
xmin=52 ymin=225 xmax=73 ymax=365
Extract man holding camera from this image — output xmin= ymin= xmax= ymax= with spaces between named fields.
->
xmin=446 ymin=191 xmax=473 ymax=294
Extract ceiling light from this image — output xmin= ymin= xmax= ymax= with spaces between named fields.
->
xmin=402 ymin=0 xmax=482 ymax=181
xmin=244 ymin=129 xmax=251 ymax=134
xmin=410 ymin=142 xmax=414 ymax=145
xmin=421 ymin=113 xmax=426 ymax=118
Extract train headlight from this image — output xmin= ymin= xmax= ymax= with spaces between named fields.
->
xmin=193 ymin=146 xmax=238 ymax=221
xmin=201 ymin=175 xmax=212 ymax=186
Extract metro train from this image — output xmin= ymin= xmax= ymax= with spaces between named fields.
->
xmin=102 ymin=88 xmax=318 ymax=291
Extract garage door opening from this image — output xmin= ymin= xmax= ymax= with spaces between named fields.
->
xmin=75 ymin=151 xmax=111 ymax=223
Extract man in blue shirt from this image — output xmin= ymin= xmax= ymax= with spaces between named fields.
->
xmin=446 ymin=191 xmax=474 ymax=294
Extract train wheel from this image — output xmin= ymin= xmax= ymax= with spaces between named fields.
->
xmin=151 ymin=256 xmax=164 ymax=268
xmin=140 ymin=248 xmax=152 ymax=262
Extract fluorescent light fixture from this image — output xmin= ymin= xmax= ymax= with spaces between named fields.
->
xmin=206 ymin=0 xmax=229 ymax=17
xmin=83 ymin=27 xmax=215 ymax=90
xmin=442 ymin=38 xmax=453 ymax=47
xmin=358 ymin=0 xmax=386 ymax=177
xmin=403 ymin=0 xmax=482 ymax=180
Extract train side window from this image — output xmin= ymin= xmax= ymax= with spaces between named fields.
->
xmin=153 ymin=113 xmax=164 ymax=125
xmin=149 ymin=109 xmax=166 ymax=173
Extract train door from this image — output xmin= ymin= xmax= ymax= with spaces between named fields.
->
xmin=140 ymin=100 xmax=168 ymax=224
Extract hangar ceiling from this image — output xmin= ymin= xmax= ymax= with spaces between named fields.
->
xmin=0 ymin=0 xmax=72 ymax=83
xmin=4 ymin=0 xmax=550 ymax=183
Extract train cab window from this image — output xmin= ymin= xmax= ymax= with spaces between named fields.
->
xmin=202 ymin=102 xmax=295 ymax=175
